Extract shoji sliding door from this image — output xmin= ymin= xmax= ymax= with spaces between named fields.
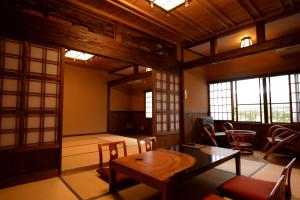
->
xmin=0 ymin=37 xmax=62 ymax=188
xmin=153 ymin=70 xmax=181 ymax=146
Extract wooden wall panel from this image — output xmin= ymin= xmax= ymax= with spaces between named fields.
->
xmin=184 ymin=112 xmax=209 ymax=144
xmin=110 ymin=111 xmax=152 ymax=136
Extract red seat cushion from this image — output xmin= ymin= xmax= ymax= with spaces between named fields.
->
xmin=96 ymin=167 xmax=129 ymax=183
xmin=202 ymin=194 xmax=224 ymax=200
xmin=219 ymin=176 xmax=276 ymax=200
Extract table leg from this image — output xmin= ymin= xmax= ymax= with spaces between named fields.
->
xmin=109 ymin=167 xmax=117 ymax=193
xmin=235 ymin=152 xmax=241 ymax=175
xmin=162 ymin=181 xmax=171 ymax=200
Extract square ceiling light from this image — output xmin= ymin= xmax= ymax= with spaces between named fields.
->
xmin=150 ymin=0 xmax=189 ymax=12
xmin=65 ymin=50 xmax=94 ymax=61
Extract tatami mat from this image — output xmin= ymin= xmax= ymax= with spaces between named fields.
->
xmin=62 ymin=169 xmax=109 ymax=200
xmin=215 ymin=158 xmax=266 ymax=176
xmin=0 ymin=178 xmax=77 ymax=200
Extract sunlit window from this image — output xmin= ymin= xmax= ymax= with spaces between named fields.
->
xmin=268 ymin=75 xmax=290 ymax=123
xmin=209 ymin=73 xmax=300 ymax=124
xmin=235 ymin=78 xmax=262 ymax=122
xmin=209 ymin=82 xmax=232 ymax=120
xmin=145 ymin=91 xmax=152 ymax=118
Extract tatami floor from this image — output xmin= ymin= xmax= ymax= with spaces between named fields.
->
xmin=0 ymin=134 xmax=299 ymax=200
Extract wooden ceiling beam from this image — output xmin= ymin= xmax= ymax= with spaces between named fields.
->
xmin=185 ymin=49 xmax=207 ymax=58
xmin=104 ymin=0 xmax=197 ymax=41
xmin=246 ymin=0 xmax=262 ymax=18
xmin=108 ymin=71 xmax=152 ymax=87
xmin=0 ymin=8 xmax=179 ymax=72
xmin=235 ymin=0 xmax=256 ymax=21
xmin=193 ymin=0 xmax=230 ymax=29
xmin=171 ymin=12 xmax=210 ymax=36
xmin=204 ymin=0 xmax=236 ymax=27
xmin=175 ymin=11 xmax=215 ymax=34
xmin=183 ymin=31 xmax=300 ymax=69
xmin=67 ymin=0 xmax=179 ymax=45
xmin=109 ymin=65 xmax=134 ymax=73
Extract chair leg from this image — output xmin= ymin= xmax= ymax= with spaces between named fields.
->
xmin=262 ymin=141 xmax=273 ymax=153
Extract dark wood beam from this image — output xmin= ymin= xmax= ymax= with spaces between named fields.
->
xmin=108 ymin=72 xmax=152 ymax=87
xmin=236 ymin=0 xmax=256 ymax=21
xmin=210 ymin=37 xmax=216 ymax=56
xmin=185 ymin=49 xmax=207 ymax=58
xmin=183 ymin=31 xmax=300 ymax=69
xmin=0 ymin=8 xmax=179 ymax=72
xmin=194 ymin=0 xmax=230 ymax=29
xmin=134 ymin=65 xmax=138 ymax=74
xmin=204 ymin=0 xmax=236 ymax=27
xmin=247 ymin=0 xmax=262 ymax=18
xmin=256 ymin=21 xmax=265 ymax=44
xmin=104 ymin=0 xmax=197 ymax=41
xmin=171 ymin=12 xmax=210 ymax=36
xmin=183 ymin=6 xmax=300 ymax=48
xmin=109 ymin=65 xmax=133 ymax=73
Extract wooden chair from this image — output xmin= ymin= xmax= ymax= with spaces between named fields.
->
xmin=220 ymin=122 xmax=234 ymax=131
xmin=202 ymin=124 xmax=218 ymax=146
xmin=136 ymin=136 xmax=157 ymax=153
xmin=96 ymin=141 xmax=129 ymax=183
xmin=218 ymin=158 xmax=296 ymax=200
xmin=263 ymin=125 xmax=300 ymax=159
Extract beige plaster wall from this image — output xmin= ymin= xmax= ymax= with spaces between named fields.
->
xmin=63 ymin=63 xmax=108 ymax=135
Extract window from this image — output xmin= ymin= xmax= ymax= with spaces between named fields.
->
xmin=209 ymin=73 xmax=300 ymax=124
xmin=145 ymin=91 xmax=152 ymax=118
xmin=267 ymin=75 xmax=290 ymax=123
xmin=209 ymin=82 xmax=232 ymax=120
xmin=235 ymin=78 xmax=262 ymax=122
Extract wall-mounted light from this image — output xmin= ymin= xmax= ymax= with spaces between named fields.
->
xmin=240 ymin=37 xmax=253 ymax=48
xmin=145 ymin=67 xmax=152 ymax=72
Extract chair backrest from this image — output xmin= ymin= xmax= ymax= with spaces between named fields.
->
xmin=202 ymin=124 xmax=218 ymax=146
xmin=267 ymin=125 xmax=286 ymax=137
xmin=137 ymin=136 xmax=157 ymax=153
xmin=221 ymin=122 xmax=234 ymax=131
xmin=269 ymin=175 xmax=286 ymax=200
xmin=98 ymin=141 xmax=127 ymax=168
xmin=281 ymin=158 xmax=296 ymax=198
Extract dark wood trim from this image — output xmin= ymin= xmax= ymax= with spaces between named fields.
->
xmin=134 ymin=65 xmax=138 ymax=74
xmin=262 ymin=78 xmax=269 ymax=123
xmin=185 ymin=49 xmax=207 ymax=58
xmin=109 ymin=65 xmax=133 ymax=74
xmin=58 ymin=48 xmax=64 ymax=175
xmin=184 ymin=31 xmax=300 ymax=69
xmin=210 ymin=37 xmax=216 ymax=56
xmin=256 ymin=21 xmax=265 ymax=44
xmin=108 ymin=72 xmax=152 ymax=87
xmin=247 ymin=0 xmax=262 ymax=18
xmin=0 ymin=8 xmax=179 ymax=72
xmin=107 ymin=85 xmax=111 ymax=133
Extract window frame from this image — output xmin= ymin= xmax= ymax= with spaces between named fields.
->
xmin=145 ymin=90 xmax=152 ymax=119
xmin=208 ymin=72 xmax=300 ymax=124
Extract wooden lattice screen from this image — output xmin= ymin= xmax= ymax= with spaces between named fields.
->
xmin=0 ymin=37 xmax=62 ymax=148
xmin=153 ymin=70 xmax=180 ymax=135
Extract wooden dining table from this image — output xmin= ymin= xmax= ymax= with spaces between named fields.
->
xmin=109 ymin=145 xmax=240 ymax=200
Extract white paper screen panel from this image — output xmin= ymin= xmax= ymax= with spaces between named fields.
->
xmin=154 ymin=70 xmax=180 ymax=135
xmin=0 ymin=37 xmax=61 ymax=148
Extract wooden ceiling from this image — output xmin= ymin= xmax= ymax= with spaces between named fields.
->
xmin=76 ymin=0 xmax=300 ymax=47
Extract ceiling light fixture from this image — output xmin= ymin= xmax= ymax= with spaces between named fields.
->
xmin=149 ymin=0 xmax=191 ymax=12
xmin=65 ymin=50 xmax=94 ymax=61
xmin=240 ymin=37 xmax=253 ymax=48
